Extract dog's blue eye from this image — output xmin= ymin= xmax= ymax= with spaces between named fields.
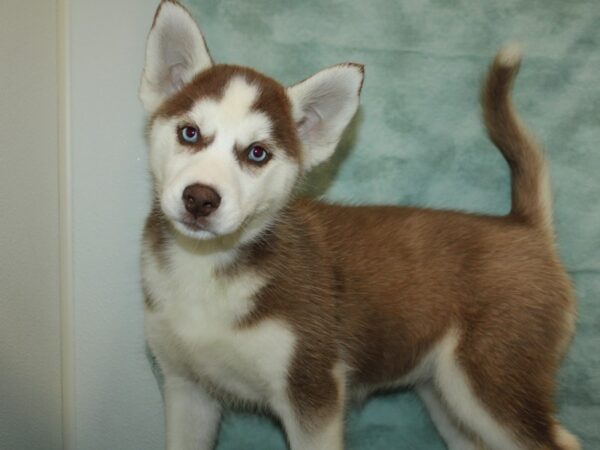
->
xmin=247 ymin=145 xmax=269 ymax=164
xmin=179 ymin=125 xmax=200 ymax=144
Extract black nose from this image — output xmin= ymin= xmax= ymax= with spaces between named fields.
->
xmin=182 ymin=184 xmax=221 ymax=218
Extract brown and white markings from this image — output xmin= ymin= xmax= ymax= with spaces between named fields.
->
xmin=139 ymin=2 xmax=579 ymax=450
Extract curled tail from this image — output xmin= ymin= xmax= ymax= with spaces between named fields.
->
xmin=481 ymin=44 xmax=552 ymax=231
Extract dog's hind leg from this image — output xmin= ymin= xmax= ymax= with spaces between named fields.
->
xmin=417 ymin=382 xmax=479 ymax=450
xmin=433 ymin=331 xmax=579 ymax=450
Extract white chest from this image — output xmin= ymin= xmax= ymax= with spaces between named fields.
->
xmin=142 ymin=245 xmax=296 ymax=404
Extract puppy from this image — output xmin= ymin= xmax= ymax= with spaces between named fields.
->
xmin=139 ymin=2 xmax=579 ymax=449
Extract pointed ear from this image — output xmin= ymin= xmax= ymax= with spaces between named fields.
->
xmin=140 ymin=1 xmax=213 ymax=113
xmin=287 ymin=64 xmax=364 ymax=170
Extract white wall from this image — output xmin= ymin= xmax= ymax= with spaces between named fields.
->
xmin=1 ymin=1 xmax=169 ymax=448
xmin=69 ymin=1 xmax=164 ymax=449
xmin=0 ymin=1 xmax=63 ymax=449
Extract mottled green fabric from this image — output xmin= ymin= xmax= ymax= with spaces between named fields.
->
xmin=184 ymin=0 xmax=600 ymax=448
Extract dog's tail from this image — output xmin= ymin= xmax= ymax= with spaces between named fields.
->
xmin=481 ymin=44 xmax=552 ymax=231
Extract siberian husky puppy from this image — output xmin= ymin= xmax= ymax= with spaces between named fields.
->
xmin=139 ymin=2 xmax=579 ymax=450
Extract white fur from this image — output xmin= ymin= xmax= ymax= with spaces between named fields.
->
xmin=497 ymin=42 xmax=523 ymax=68
xmin=287 ymin=64 xmax=363 ymax=170
xmin=553 ymin=424 xmax=581 ymax=450
xmin=140 ymin=1 xmax=212 ymax=112
xmin=149 ymin=76 xmax=299 ymax=242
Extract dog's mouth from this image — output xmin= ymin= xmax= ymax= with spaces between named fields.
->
xmin=173 ymin=212 xmax=257 ymax=242
xmin=180 ymin=217 xmax=209 ymax=231
xmin=181 ymin=216 xmax=218 ymax=233
xmin=171 ymin=215 xmax=218 ymax=238
xmin=172 ymin=211 xmax=248 ymax=239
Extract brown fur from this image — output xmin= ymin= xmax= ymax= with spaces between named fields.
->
xmin=142 ymin=33 xmax=577 ymax=448
xmin=216 ymin=196 xmax=575 ymax=444
xmin=481 ymin=52 xmax=551 ymax=230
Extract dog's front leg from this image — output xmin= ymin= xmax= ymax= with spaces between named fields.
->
xmin=164 ymin=375 xmax=222 ymax=450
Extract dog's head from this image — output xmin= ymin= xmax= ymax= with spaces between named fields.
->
xmin=140 ymin=1 xmax=363 ymax=242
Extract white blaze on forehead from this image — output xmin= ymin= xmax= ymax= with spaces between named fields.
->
xmin=219 ymin=76 xmax=260 ymax=123
xmin=191 ymin=76 xmax=273 ymax=146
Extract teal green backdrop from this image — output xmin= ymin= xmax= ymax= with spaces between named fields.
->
xmin=183 ymin=0 xmax=600 ymax=448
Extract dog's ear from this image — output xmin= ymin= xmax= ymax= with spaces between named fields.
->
xmin=287 ymin=64 xmax=364 ymax=170
xmin=140 ymin=1 xmax=213 ymax=113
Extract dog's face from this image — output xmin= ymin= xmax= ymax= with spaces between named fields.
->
xmin=146 ymin=65 xmax=303 ymax=241
xmin=140 ymin=1 xmax=363 ymax=241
